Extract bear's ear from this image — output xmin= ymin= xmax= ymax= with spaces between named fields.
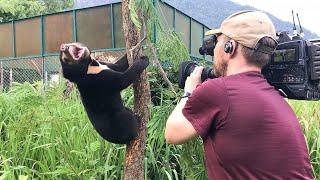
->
xmin=90 ymin=59 xmax=100 ymax=66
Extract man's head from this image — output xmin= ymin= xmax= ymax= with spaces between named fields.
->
xmin=206 ymin=10 xmax=278 ymax=77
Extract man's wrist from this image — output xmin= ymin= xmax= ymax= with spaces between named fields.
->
xmin=181 ymin=91 xmax=192 ymax=98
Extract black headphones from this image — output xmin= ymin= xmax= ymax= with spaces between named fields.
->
xmin=224 ymin=41 xmax=233 ymax=53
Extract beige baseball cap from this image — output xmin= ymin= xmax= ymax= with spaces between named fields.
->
xmin=205 ymin=10 xmax=277 ymax=51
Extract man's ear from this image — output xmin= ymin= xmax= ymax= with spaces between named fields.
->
xmin=228 ymin=40 xmax=238 ymax=57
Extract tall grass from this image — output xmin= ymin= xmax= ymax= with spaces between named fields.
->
xmin=0 ymin=81 xmax=203 ymax=179
xmin=289 ymin=100 xmax=320 ymax=178
xmin=0 ymin=82 xmax=125 ymax=179
xmin=0 ymin=81 xmax=319 ymax=179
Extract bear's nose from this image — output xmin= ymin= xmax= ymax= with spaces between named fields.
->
xmin=60 ymin=44 xmax=69 ymax=52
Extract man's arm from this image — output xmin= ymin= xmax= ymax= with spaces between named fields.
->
xmin=165 ymin=98 xmax=198 ymax=144
xmin=165 ymin=66 xmax=204 ymax=144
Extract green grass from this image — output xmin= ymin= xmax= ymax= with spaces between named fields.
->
xmin=289 ymin=100 xmax=320 ymax=178
xmin=0 ymin=82 xmax=319 ymax=179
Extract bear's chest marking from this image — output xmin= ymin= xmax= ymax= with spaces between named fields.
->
xmin=87 ymin=64 xmax=110 ymax=74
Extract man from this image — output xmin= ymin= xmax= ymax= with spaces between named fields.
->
xmin=165 ymin=10 xmax=314 ymax=179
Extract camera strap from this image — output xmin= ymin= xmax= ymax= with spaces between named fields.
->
xmin=181 ymin=91 xmax=192 ymax=98
xmin=278 ymin=89 xmax=288 ymax=98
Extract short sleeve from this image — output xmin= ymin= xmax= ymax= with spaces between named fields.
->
xmin=182 ymin=78 xmax=229 ymax=139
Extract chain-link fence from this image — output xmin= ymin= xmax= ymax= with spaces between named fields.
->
xmin=0 ymin=50 xmax=126 ymax=92
xmin=0 ymin=49 xmax=209 ymax=93
xmin=2 ymin=51 xmax=320 ymax=109
xmin=0 ymin=57 xmax=45 ymax=91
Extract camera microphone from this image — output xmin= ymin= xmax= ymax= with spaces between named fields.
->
xmin=199 ymin=47 xmax=206 ymax=56
xmin=199 ymin=35 xmax=217 ymax=56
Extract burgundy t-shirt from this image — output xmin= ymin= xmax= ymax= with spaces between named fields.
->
xmin=183 ymin=71 xmax=314 ymax=180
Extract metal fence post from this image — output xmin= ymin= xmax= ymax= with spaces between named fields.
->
xmin=152 ymin=0 xmax=157 ymax=43
xmin=9 ymin=68 xmax=13 ymax=88
xmin=110 ymin=4 xmax=115 ymax=48
xmin=12 ymin=20 xmax=16 ymax=58
xmin=173 ymin=9 xmax=176 ymax=30
xmin=189 ymin=17 xmax=192 ymax=54
xmin=43 ymin=57 xmax=47 ymax=85
xmin=41 ymin=15 xmax=46 ymax=85
xmin=0 ymin=62 xmax=3 ymax=92
xmin=73 ymin=10 xmax=78 ymax=42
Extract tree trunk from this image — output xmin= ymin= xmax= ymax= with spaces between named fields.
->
xmin=122 ymin=1 xmax=151 ymax=180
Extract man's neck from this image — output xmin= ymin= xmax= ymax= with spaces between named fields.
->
xmin=226 ymin=59 xmax=261 ymax=76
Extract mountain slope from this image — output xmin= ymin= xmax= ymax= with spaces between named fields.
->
xmin=164 ymin=0 xmax=319 ymax=39
xmin=73 ymin=0 xmax=319 ymax=39
xmin=73 ymin=0 xmax=121 ymax=9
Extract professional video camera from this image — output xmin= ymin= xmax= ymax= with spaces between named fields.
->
xmin=179 ymin=11 xmax=320 ymax=100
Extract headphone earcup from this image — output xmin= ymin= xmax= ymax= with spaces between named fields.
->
xmin=224 ymin=41 xmax=233 ymax=53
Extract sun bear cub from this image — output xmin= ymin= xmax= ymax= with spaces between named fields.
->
xmin=59 ymin=42 xmax=149 ymax=144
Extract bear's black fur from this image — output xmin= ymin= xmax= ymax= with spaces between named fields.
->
xmin=59 ymin=42 xmax=149 ymax=144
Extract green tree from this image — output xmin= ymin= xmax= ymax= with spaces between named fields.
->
xmin=0 ymin=0 xmax=44 ymax=22
xmin=0 ymin=0 xmax=73 ymax=22
xmin=39 ymin=0 xmax=73 ymax=14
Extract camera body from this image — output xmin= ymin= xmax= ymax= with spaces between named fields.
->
xmin=262 ymin=36 xmax=320 ymax=100
xmin=179 ymin=33 xmax=320 ymax=100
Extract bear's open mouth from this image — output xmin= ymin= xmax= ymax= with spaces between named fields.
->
xmin=69 ymin=46 xmax=84 ymax=61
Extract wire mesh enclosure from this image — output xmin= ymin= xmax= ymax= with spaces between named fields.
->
xmin=0 ymin=50 xmax=126 ymax=92
xmin=0 ymin=1 xmax=211 ymax=92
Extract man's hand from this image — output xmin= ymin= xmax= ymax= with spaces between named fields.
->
xmin=165 ymin=67 xmax=203 ymax=144
xmin=184 ymin=66 xmax=204 ymax=93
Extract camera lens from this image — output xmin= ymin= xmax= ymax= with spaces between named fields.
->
xmin=202 ymin=67 xmax=214 ymax=81
xmin=178 ymin=61 xmax=216 ymax=88
xmin=184 ymin=62 xmax=197 ymax=77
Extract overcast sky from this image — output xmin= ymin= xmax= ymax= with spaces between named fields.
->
xmin=230 ymin=0 xmax=320 ymax=36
